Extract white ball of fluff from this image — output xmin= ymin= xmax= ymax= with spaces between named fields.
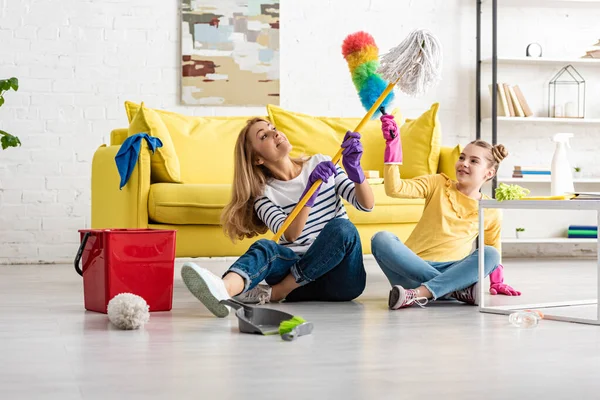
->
xmin=107 ymin=293 xmax=150 ymax=330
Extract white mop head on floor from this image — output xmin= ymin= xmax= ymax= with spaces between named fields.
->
xmin=107 ymin=293 xmax=150 ymax=330
xmin=377 ymin=29 xmax=443 ymax=97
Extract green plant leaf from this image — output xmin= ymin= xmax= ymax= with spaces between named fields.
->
xmin=0 ymin=131 xmax=21 ymax=150
xmin=8 ymin=77 xmax=18 ymax=91
xmin=0 ymin=96 xmax=4 ymax=107
xmin=495 ymin=183 xmax=530 ymax=201
xmin=0 ymin=80 xmax=8 ymax=91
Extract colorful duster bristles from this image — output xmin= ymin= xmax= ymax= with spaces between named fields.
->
xmin=342 ymin=31 xmax=395 ymax=117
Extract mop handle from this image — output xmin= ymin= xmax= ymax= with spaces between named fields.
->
xmin=271 ymin=79 xmax=399 ymax=242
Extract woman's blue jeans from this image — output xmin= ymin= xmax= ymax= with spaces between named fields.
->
xmin=226 ymin=218 xmax=366 ymax=302
xmin=371 ymin=231 xmax=500 ymax=299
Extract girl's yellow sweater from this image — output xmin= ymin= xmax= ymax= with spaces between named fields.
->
xmin=384 ymin=165 xmax=501 ymax=262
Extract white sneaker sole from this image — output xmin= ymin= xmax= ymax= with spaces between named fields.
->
xmin=181 ymin=262 xmax=230 ymax=318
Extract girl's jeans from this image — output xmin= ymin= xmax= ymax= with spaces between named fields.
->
xmin=226 ymin=218 xmax=366 ymax=302
xmin=371 ymin=231 xmax=500 ymax=299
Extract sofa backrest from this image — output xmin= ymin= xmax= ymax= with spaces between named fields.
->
xmin=118 ymin=102 xmax=458 ymax=185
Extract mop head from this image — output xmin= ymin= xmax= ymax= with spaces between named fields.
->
xmin=377 ymin=29 xmax=443 ymax=97
xmin=107 ymin=293 xmax=150 ymax=330
xmin=342 ymin=31 xmax=395 ymax=117
xmin=278 ymin=316 xmax=306 ymax=335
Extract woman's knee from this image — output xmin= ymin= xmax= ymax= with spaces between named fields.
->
xmin=323 ymin=218 xmax=358 ymax=237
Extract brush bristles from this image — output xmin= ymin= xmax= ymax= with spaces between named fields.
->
xmin=377 ymin=29 xmax=443 ymax=97
xmin=279 ymin=316 xmax=306 ymax=335
xmin=342 ymin=31 xmax=395 ymax=116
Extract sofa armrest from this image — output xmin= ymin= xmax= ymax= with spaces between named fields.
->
xmin=437 ymin=145 xmax=462 ymax=180
xmin=91 ymin=142 xmax=151 ymax=229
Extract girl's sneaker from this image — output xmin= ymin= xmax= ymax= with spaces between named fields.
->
xmin=233 ymin=284 xmax=272 ymax=305
xmin=388 ymin=285 xmax=428 ymax=310
xmin=181 ymin=262 xmax=231 ymax=318
xmin=451 ymin=282 xmax=480 ymax=305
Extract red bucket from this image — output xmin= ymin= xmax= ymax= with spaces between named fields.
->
xmin=74 ymin=229 xmax=176 ymax=314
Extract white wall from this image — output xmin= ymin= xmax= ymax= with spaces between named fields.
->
xmin=1 ymin=0 xmax=599 ymax=263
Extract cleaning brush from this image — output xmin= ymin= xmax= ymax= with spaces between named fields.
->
xmin=342 ymin=31 xmax=395 ymax=118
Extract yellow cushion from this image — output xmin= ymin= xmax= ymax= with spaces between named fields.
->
xmin=266 ymin=104 xmax=402 ymax=177
xmin=345 ymin=183 xmax=424 ymax=224
xmin=437 ymin=144 xmax=462 ymax=180
xmin=148 ymin=183 xmax=232 ymax=225
xmin=148 ymin=182 xmax=423 ymax=226
xmin=399 ymin=102 xmax=442 ymax=178
xmin=128 ymin=103 xmax=181 ymax=183
xmin=125 ymin=101 xmax=262 ymax=184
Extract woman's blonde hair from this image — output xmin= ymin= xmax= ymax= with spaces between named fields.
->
xmin=469 ymin=139 xmax=509 ymax=178
xmin=220 ymin=118 xmax=304 ymax=242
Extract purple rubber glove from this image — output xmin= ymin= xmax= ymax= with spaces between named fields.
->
xmin=341 ymin=131 xmax=365 ymax=184
xmin=300 ymin=161 xmax=337 ymax=207
xmin=381 ymin=114 xmax=402 ymax=164
xmin=489 ymin=264 xmax=522 ymax=296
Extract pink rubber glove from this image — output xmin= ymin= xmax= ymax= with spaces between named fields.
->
xmin=489 ymin=264 xmax=521 ymax=296
xmin=381 ymin=114 xmax=402 ymax=164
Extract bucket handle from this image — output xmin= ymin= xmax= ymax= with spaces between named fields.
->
xmin=74 ymin=232 xmax=91 ymax=277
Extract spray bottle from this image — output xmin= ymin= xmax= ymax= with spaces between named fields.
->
xmin=551 ymin=133 xmax=574 ymax=196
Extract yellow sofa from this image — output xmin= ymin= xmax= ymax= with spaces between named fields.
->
xmin=91 ymin=102 xmax=460 ymax=257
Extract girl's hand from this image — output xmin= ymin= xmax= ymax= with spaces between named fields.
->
xmin=381 ymin=114 xmax=399 ymax=142
xmin=341 ymin=131 xmax=365 ymax=184
xmin=301 ymin=161 xmax=337 ymax=207
xmin=380 ymin=114 xmax=402 ymax=164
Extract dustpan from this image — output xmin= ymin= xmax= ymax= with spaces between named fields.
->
xmin=220 ymin=299 xmax=313 ymax=341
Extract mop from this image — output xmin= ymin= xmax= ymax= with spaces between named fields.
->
xmin=272 ymin=29 xmax=443 ymax=242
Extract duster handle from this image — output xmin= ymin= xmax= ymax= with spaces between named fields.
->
xmin=272 ymin=79 xmax=398 ymax=242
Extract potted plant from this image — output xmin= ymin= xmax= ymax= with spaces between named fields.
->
xmin=574 ymin=166 xmax=582 ymax=179
xmin=516 ymin=227 xmax=525 ymax=239
xmin=0 ymin=77 xmax=20 ymax=150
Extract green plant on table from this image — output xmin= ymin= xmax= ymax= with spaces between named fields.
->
xmin=574 ymin=167 xmax=581 ymax=172
xmin=516 ymin=227 xmax=525 ymax=233
xmin=0 ymin=77 xmax=20 ymax=150
xmin=495 ymin=183 xmax=530 ymax=201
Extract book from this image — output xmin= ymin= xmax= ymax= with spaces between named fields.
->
xmin=497 ymin=83 xmax=511 ymax=117
xmin=508 ymin=86 xmax=525 ymax=117
xmin=513 ymin=86 xmax=533 ymax=117
xmin=503 ymin=83 xmax=515 ymax=117
xmin=568 ymin=225 xmax=597 ymax=231
xmin=488 ymin=84 xmax=506 ymax=116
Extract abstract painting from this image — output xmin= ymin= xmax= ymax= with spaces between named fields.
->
xmin=181 ymin=0 xmax=280 ymax=106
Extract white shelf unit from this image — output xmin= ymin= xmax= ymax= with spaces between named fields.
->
xmin=482 ymin=116 xmax=600 ymax=124
xmin=482 ymin=57 xmax=600 ymax=66
xmin=497 ymin=178 xmax=600 ymax=183
xmin=503 ymin=238 xmax=596 ymax=244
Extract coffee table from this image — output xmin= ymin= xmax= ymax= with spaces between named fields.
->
xmin=478 ymin=199 xmax=600 ymax=325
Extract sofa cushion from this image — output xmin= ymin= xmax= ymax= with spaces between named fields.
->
xmin=437 ymin=144 xmax=462 ymax=179
xmin=345 ymin=183 xmax=424 ymax=224
xmin=149 ymin=183 xmax=231 ymax=225
xmin=266 ymin=104 xmax=402 ymax=177
xmin=125 ymin=101 xmax=265 ymax=185
xmin=399 ymin=102 xmax=442 ymax=178
xmin=148 ymin=182 xmax=424 ymax=226
xmin=128 ymin=103 xmax=181 ymax=183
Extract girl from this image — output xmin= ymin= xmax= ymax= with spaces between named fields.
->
xmin=371 ymin=114 xmax=519 ymax=309
xmin=181 ymin=118 xmax=374 ymax=317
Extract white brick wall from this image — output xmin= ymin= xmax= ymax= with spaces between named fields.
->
xmin=1 ymin=0 xmax=599 ymax=263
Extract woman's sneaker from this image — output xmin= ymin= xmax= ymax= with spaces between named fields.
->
xmin=181 ymin=262 xmax=231 ymax=318
xmin=233 ymin=284 xmax=272 ymax=305
xmin=451 ymin=282 xmax=479 ymax=305
xmin=388 ymin=285 xmax=428 ymax=310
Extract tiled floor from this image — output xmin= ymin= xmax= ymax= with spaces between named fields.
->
xmin=1 ymin=257 xmax=600 ymax=399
